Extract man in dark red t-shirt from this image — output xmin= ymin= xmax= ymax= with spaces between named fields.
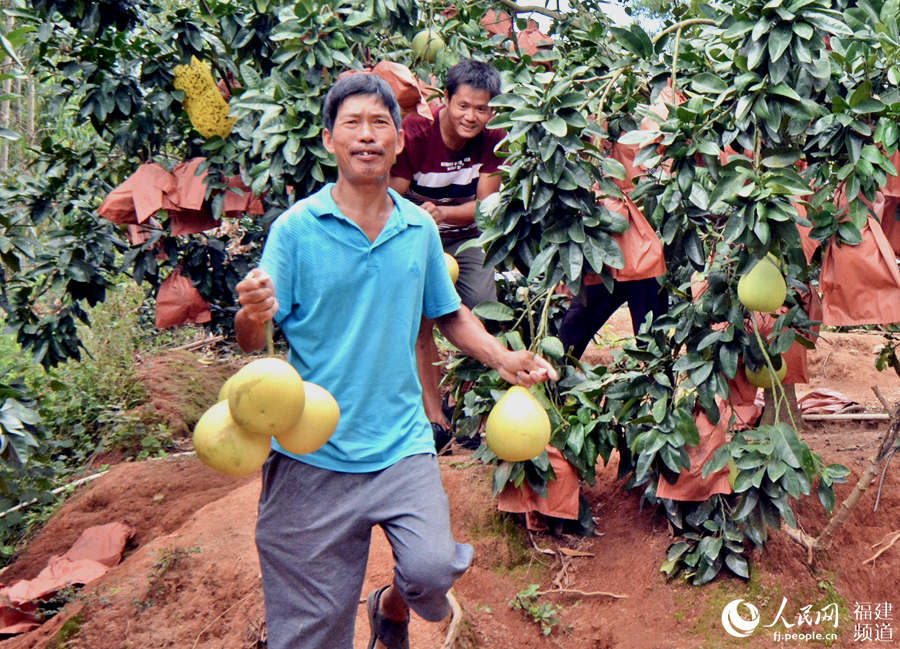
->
xmin=391 ymin=59 xmax=505 ymax=445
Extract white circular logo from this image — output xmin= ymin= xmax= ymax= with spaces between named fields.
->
xmin=721 ymin=599 xmax=761 ymax=638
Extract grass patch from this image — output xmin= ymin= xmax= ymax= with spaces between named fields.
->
xmin=45 ymin=613 xmax=84 ymax=649
xmin=468 ymin=509 xmax=539 ymax=575
xmin=137 ymin=545 xmax=201 ymax=610
xmin=679 ymin=570 xmax=849 ymax=648
xmin=0 ymin=278 xmax=213 ymax=566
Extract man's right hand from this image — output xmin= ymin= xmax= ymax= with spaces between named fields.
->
xmin=236 ymin=268 xmax=279 ymax=323
xmin=420 ymin=201 xmax=445 ymax=224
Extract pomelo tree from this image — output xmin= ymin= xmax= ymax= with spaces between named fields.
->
xmin=1 ymin=0 xmax=898 ymax=583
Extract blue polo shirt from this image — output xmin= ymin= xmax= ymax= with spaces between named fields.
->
xmin=259 ymin=184 xmax=461 ymax=473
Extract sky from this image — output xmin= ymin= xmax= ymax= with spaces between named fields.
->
xmin=529 ymin=0 xmax=633 ymax=31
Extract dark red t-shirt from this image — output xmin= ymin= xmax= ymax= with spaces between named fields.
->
xmin=392 ymin=104 xmax=505 ymax=241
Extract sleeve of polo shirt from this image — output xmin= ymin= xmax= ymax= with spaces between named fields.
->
xmin=422 ymin=219 xmax=461 ymax=320
xmin=258 ymin=215 xmax=296 ymax=325
xmin=391 ymin=115 xmax=421 ymax=181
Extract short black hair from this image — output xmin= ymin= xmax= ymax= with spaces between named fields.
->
xmin=322 ymin=74 xmax=402 ymax=132
xmin=445 ymin=60 xmax=501 ymax=100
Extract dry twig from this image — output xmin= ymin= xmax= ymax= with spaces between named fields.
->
xmin=193 ymin=588 xmax=258 ymax=649
xmin=536 ymin=587 xmax=627 ymax=599
xmin=863 ymin=530 xmax=900 ymax=566
xmin=441 ymin=590 xmax=463 ymax=649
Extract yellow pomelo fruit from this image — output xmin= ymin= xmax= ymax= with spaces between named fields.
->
xmin=485 ymin=385 xmax=551 ymax=462
xmin=217 ymin=374 xmax=238 ymax=402
xmin=412 ymin=29 xmax=444 ymax=62
xmin=227 ymin=357 xmax=306 ymax=436
xmin=193 ymin=401 xmax=271 ymax=476
xmin=275 ymin=382 xmax=340 ymax=455
xmin=744 ymin=355 xmax=787 ymax=389
xmin=445 ymin=253 xmax=459 ymax=284
xmin=737 ymin=256 xmax=786 ymax=312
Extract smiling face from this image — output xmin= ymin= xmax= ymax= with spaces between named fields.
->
xmin=322 ymin=93 xmax=404 ymax=184
xmin=442 ymin=83 xmax=493 ymax=148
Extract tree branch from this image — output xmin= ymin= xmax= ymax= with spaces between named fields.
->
xmin=497 ymin=0 xmax=565 ymax=20
xmin=651 ymin=18 xmax=717 ymax=44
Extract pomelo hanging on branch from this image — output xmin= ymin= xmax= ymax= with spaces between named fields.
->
xmin=485 ymin=385 xmax=551 ymax=462
xmin=737 ymin=255 xmax=787 ymax=313
xmin=744 ymin=354 xmax=787 ymax=389
xmin=412 ymin=28 xmax=444 ymax=62
xmin=227 ymin=357 xmax=306 ymax=436
xmin=276 ymin=382 xmax=340 ymax=455
xmin=193 ymin=401 xmax=272 ymax=476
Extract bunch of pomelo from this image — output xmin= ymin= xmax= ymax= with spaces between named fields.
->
xmin=193 ymin=357 xmax=339 ymax=476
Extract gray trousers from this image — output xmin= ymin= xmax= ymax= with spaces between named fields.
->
xmin=443 ymin=237 xmax=497 ymax=309
xmin=256 ymin=452 xmax=473 ymax=649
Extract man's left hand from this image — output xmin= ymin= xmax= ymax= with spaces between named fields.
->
xmin=496 ymin=351 xmax=559 ymax=387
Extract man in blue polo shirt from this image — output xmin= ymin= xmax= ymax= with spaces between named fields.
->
xmin=234 ymin=74 xmax=557 ymax=649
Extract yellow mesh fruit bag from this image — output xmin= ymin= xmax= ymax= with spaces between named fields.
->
xmin=173 ymin=56 xmax=235 ymax=138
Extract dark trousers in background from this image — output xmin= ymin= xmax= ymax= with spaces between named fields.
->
xmin=559 ymin=277 xmax=667 ymax=359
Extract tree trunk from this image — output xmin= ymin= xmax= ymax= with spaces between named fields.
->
xmin=0 ymin=12 xmax=12 ymax=172
xmin=760 ymin=383 xmax=803 ymax=431
xmin=27 ymin=75 xmax=34 ymax=144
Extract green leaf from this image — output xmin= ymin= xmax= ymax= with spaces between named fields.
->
xmin=805 ymin=10 xmax=854 ymax=37
xmin=618 ymin=129 xmax=659 ymax=146
xmin=691 ymin=73 xmax=728 ymax=94
xmin=528 ymin=245 xmax=558 ymax=279
xmin=725 ymin=553 xmax=750 ymax=578
xmin=509 ymin=108 xmax=545 ymax=123
xmin=473 ymin=302 xmax=515 ymax=321
xmin=769 ymin=424 xmax=803 ymax=468
xmin=0 ymin=33 xmax=24 ymax=68
xmin=563 ymin=241 xmax=583 ymax=280
xmin=762 ymin=150 xmax=801 ymax=168
xmin=719 ymin=344 xmax=740 ymax=378
xmin=838 ymin=221 xmax=863 ymax=245
xmin=781 ymin=468 xmax=802 ymax=498
xmin=733 ymin=490 xmax=759 ymax=520
xmin=766 ymin=459 xmax=788 ymax=482
xmin=493 ymin=461 xmax=514 ymax=494
xmin=703 ymin=444 xmax=732 ymax=478
xmin=586 ymin=232 xmax=624 ymax=271
xmin=543 ymin=116 xmax=567 ymax=137
xmin=708 ymin=172 xmax=749 ymax=208
xmin=768 ymin=24 xmax=793 ymax=63
xmin=769 ymin=84 xmax=803 ymax=103
xmin=601 ymin=157 xmax=627 ymax=181
xmin=504 ymin=330 xmax=526 ymax=351
xmin=610 ymin=26 xmax=650 ymax=58
xmin=818 ymin=481 xmax=836 ymax=512
xmin=565 ymin=421 xmax=585 ymax=455
xmin=540 ymin=337 xmax=565 ymax=359
xmin=491 ymin=94 xmax=528 ymax=109
xmin=733 ymin=470 xmax=755 ymax=492
xmin=651 ymin=396 xmax=668 ymax=424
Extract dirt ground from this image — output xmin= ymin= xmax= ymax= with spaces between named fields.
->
xmin=1 ymin=312 xmax=898 ymax=649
